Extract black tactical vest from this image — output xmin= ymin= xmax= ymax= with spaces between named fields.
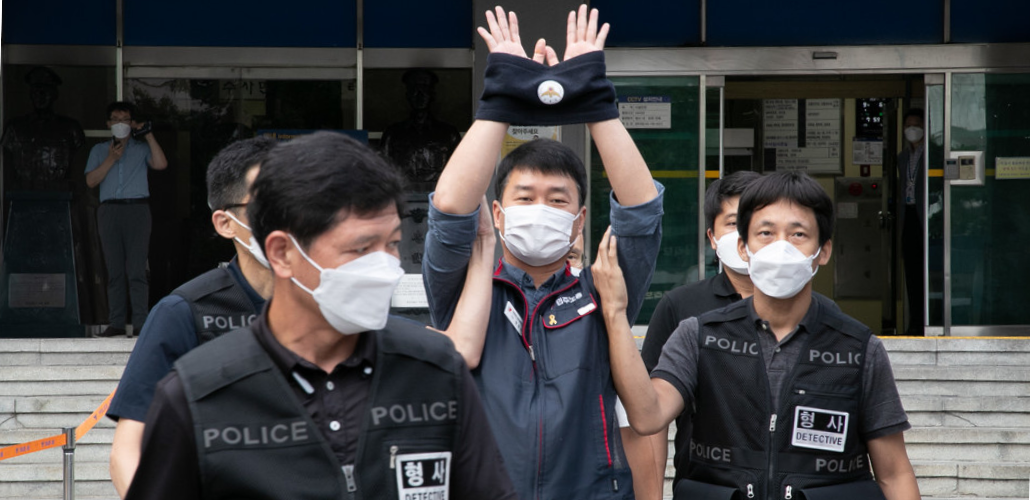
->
xmin=172 ymin=265 xmax=259 ymax=344
xmin=175 ymin=317 xmax=464 ymax=500
xmin=681 ymin=299 xmax=878 ymax=500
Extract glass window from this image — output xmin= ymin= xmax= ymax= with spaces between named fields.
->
xmin=124 ymin=76 xmax=353 ymax=301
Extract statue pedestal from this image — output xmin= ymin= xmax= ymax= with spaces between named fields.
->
xmin=0 ymin=191 xmax=82 ymax=337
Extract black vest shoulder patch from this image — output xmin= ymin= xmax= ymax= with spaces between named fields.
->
xmin=377 ymin=316 xmax=463 ymax=371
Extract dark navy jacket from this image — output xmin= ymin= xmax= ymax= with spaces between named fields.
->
xmin=423 ymin=184 xmax=664 ymax=499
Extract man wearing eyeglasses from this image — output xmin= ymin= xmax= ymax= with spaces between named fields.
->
xmin=106 ymin=137 xmax=276 ymax=498
xmin=86 ymin=101 xmax=168 ymax=338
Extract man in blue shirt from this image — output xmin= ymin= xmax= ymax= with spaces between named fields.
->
xmin=86 ymin=102 xmax=168 ymax=337
xmin=106 ymin=137 xmax=275 ymax=497
xmin=425 ymin=6 xmax=663 ymax=498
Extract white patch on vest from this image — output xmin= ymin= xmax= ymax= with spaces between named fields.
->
xmin=791 ymin=406 xmax=849 ymax=453
xmin=577 ymin=302 xmax=596 ymax=316
xmin=504 ymin=301 xmax=523 ymax=332
xmin=395 ymin=451 xmax=451 ymax=500
xmin=537 ymin=80 xmax=564 ymax=105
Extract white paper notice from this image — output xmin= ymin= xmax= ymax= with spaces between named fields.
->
xmin=619 ymin=96 xmax=672 ymax=129
xmin=391 ymin=274 xmax=429 ymax=308
xmin=852 ymin=139 xmax=884 ymax=165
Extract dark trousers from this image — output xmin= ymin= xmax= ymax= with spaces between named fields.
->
xmin=902 ymin=209 xmax=924 ymax=335
xmin=97 ymin=203 xmax=151 ymax=329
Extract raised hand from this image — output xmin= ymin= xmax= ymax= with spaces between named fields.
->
xmin=564 ymin=4 xmax=609 ymax=62
xmin=591 ymin=227 xmax=628 ymax=316
xmin=477 ymin=6 xmax=558 ymax=65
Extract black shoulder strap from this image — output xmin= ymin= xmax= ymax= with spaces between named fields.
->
xmin=176 ymin=327 xmax=273 ymax=402
xmin=376 ymin=316 xmax=464 ymax=372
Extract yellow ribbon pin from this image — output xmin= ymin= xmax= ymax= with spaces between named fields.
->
xmin=548 ymin=314 xmax=557 ymax=325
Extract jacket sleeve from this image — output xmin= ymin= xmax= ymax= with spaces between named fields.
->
xmin=608 ymin=181 xmax=665 ymax=324
xmin=422 ymin=193 xmax=481 ymax=330
xmin=124 ymin=372 xmax=203 ymax=500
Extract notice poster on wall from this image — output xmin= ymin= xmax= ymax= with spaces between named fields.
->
xmin=763 ymin=99 xmax=842 ymax=173
xmin=619 ymin=96 xmax=673 ymax=129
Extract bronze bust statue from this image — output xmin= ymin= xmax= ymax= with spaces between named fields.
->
xmin=380 ymin=69 xmax=461 ymax=192
xmin=1 ymin=66 xmax=85 ymax=191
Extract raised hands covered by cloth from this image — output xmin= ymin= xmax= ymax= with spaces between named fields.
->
xmin=475 ymin=5 xmax=619 ymax=126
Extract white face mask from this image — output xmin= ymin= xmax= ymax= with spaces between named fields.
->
xmin=746 ymin=240 xmax=821 ymax=299
xmin=289 ymin=235 xmax=404 ymax=335
xmin=111 ymin=123 xmax=132 ymax=139
xmin=715 ymin=231 xmax=749 ymax=275
xmin=904 ymin=126 xmax=924 ymax=143
xmin=570 ymin=266 xmax=582 ymax=277
xmin=225 ymin=211 xmax=270 ymax=269
xmin=499 ymin=204 xmax=580 ymax=267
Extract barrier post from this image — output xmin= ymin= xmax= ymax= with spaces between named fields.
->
xmin=62 ymin=427 xmax=75 ymax=500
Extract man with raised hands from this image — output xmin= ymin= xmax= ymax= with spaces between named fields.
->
xmin=425 ymin=5 xmax=664 ymax=499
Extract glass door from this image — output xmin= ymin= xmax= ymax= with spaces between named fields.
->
xmin=939 ymin=72 xmax=1030 ymax=335
xmin=928 ymin=72 xmax=1030 ymax=336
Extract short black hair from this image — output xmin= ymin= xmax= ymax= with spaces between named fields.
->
xmin=494 ymin=139 xmax=586 ymax=207
xmin=704 ymin=171 xmax=762 ymax=231
xmin=106 ymin=101 xmax=135 ymax=120
xmin=206 ymin=136 xmax=278 ymax=211
xmin=737 ymin=170 xmax=834 ymax=247
xmin=249 ymin=131 xmax=406 ymax=252
xmin=904 ymin=108 xmax=924 ymax=123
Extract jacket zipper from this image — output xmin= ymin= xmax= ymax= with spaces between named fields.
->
xmin=493 ymin=277 xmax=537 ymax=365
xmin=496 ymin=274 xmax=583 ymax=500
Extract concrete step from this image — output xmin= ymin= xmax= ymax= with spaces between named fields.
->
xmin=883 ymin=338 xmax=1030 ymax=367
xmin=0 ymin=480 xmax=117 ymax=500
xmin=0 ymin=365 xmax=125 ymax=382
xmin=893 ymin=366 xmax=1030 ymax=382
xmin=903 ymin=395 xmax=1030 ymax=427
xmin=0 ymin=380 xmax=119 ymax=397
xmin=913 ymin=461 xmax=1030 ymax=498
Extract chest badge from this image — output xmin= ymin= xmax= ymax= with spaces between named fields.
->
xmin=548 ymin=314 xmax=557 ymax=325
xmin=395 ymin=451 xmax=451 ymax=499
xmin=791 ymin=405 xmax=849 ymax=453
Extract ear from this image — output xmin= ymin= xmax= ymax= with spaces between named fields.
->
xmin=706 ymin=228 xmax=718 ymax=251
xmin=211 ymin=210 xmax=236 ymax=240
xmin=738 ymin=235 xmax=750 ymax=263
xmin=572 ymin=205 xmax=587 ymax=242
xmin=492 ymin=199 xmax=504 ymax=234
xmin=264 ymin=230 xmax=295 ymax=279
xmin=817 ymin=239 xmax=833 ymax=266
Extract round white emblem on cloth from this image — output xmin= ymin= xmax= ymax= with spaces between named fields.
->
xmin=537 ymin=80 xmax=564 ymax=105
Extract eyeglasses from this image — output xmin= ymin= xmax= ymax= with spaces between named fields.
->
xmin=222 ymin=203 xmax=248 ymax=211
xmin=108 ymin=117 xmax=132 ymax=123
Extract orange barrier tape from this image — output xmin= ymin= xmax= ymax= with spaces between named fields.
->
xmin=0 ymin=388 xmax=116 ymax=462
xmin=0 ymin=433 xmax=66 ymax=461
xmin=75 ymin=389 xmax=116 ymax=441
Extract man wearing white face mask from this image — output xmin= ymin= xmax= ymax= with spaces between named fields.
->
xmin=86 ymin=101 xmax=168 ymax=338
xmin=126 ymin=132 xmax=516 ymax=500
xmin=425 ymin=7 xmax=663 ymax=499
xmin=106 ymin=136 xmax=276 ymax=498
xmin=897 ymin=108 xmax=925 ymax=335
xmin=597 ymin=171 xmax=919 ymax=500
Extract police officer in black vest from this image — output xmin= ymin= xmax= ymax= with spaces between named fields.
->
xmin=126 ymin=132 xmax=516 ymax=500
xmin=108 ymin=136 xmax=277 ymax=497
xmin=596 ymin=171 xmax=920 ymax=500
